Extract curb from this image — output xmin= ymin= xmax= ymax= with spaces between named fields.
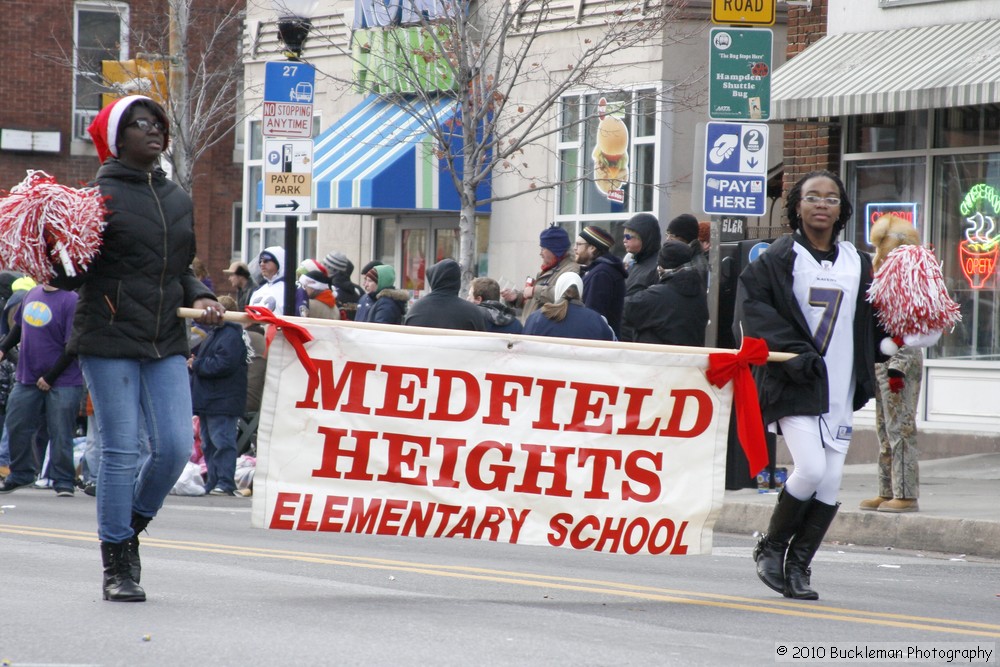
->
xmin=716 ymin=502 xmax=1000 ymax=561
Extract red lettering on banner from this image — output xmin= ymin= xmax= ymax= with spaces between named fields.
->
xmin=565 ymin=382 xmax=618 ymax=434
xmin=531 ymin=378 xmax=565 ymax=430
xmin=297 ymin=494 xmax=320 ymax=531
xmin=347 ymin=497 xmax=381 ymax=533
xmin=659 ymin=389 xmax=712 ymax=438
xmin=312 ymin=427 xmax=376 ymax=480
xmin=430 ymin=437 xmax=465 ymax=488
xmin=547 ymin=513 xmax=691 ymax=554
xmin=483 ymin=373 xmax=534 ymax=425
xmin=377 ymin=431 xmax=432 ymax=485
xmin=623 ymin=450 xmax=663 ymax=502
xmin=465 ymin=440 xmax=516 ymax=491
xmin=269 ymin=492 xmax=300 ymax=529
xmin=577 ymin=448 xmax=622 ymax=500
xmin=320 ymin=495 xmax=348 ymax=530
xmin=295 ymin=359 xmax=375 ymax=412
xmin=513 ymin=444 xmax=575 ymax=497
xmin=377 ymin=498 xmax=408 ymax=534
xmin=618 ymin=386 xmax=660 ymax=435
xmin=376 ymin=365 xmax=428 ymax=418
xmin=429 ymin=369 xmax=480 ymax=421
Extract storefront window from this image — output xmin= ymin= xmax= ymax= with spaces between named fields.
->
xmin=930 ymin=153 xmax=1000 ymax=360
xmin=846 ymin=111 xmax=928 ymax=153
xmin=845 ymin=157 xmax=925 ymax=250
xmin=934 ymin=105 xmax=1000 ymax=149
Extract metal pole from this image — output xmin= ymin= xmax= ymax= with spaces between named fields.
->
xmin=283 ymin=214 xmax=297 ymax=316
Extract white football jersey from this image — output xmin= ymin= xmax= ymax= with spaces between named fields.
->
xmin=790 ymin=240 xmax=861 ymax=453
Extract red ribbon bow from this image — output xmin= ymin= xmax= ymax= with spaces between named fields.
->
xmin=244 ymin=306 xmax=318 ymax=384
xmin=705 ymin=336 xmax=770 ymax=476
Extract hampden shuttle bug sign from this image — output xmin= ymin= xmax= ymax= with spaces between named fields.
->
xmin=251 ymin=324 xmax=735 ymax=556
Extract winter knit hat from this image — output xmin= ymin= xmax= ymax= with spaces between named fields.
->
xmin=370 ymin=264 xmax=396 ymax=292
xmin=87 ymin=95 xmax=168 ymax=163
xmin=666 ymin=214 xmax=700 ymax=244
xmin=579 ymin=226 xmax=614 ymax=252
xmin=658 ymin=240 xmax=693 ymax=270
xmin=296 ymin=258 xmax=327 ymax=278
xmin=259 ymin=246 xmax=284 ymax=271
xmin=323 ymin=251 xmax=352 ymax=275
xmin=298 ymin=270 xmax=331 ymax=291
xmin=539 ymin=226 xmax=571 ymax=258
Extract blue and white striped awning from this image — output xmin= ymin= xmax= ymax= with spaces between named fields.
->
xmin=772 ymin=20 xmax=1000 ymax=119
xmin=312 ymin=95 xmax=489 ymax=212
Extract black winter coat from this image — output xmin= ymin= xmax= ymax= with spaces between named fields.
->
xmin=733 ymin=234 xmax=881 ymax=425
xmin=623 ymin=266 xmax=708 ymax=347
xmin=404 ymin=260 xmax=487 ymax=331
xmin=622 ymin=214 xmax=662 ymax=341
xmin=55 ymin=160 xmax=213 ymax=359
xmin=581 ymin=254 xmax=626 ymax=338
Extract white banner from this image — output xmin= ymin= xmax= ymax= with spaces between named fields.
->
xmin=251 ymin=324 xmax=734 ymax=556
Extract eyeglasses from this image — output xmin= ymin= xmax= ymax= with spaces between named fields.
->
xmin=802 ymin=195 xmax=841 ymax=206
xmin=623 ymin=233 xmax=634 ymax=240
xmin=126 ymin=118 xmax=166 ymax=134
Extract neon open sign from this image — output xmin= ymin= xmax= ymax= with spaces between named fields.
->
xmin=959 ymin=183 xmax=1000 ymax=289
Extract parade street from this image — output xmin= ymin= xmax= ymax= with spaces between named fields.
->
xmin=1 ymin=491 xmax=997 ymax=666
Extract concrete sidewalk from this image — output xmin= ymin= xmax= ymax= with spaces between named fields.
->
xmin=716 ymin=453 xmax=1000 ymax=560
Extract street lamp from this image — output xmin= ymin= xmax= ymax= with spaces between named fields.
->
xmin=271 ymin=0 xmax=316 ymax=315
xmin=274 ymin=0 xmax=317 ymax=60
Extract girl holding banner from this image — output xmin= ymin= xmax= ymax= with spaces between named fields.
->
xmin=734 ymin=171 xmax=882 ymax=601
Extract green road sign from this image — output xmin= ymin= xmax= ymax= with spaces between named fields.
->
xmin=709 ymin=27 xmax=772 ymax=121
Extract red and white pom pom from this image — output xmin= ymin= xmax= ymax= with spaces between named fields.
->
xmin=0 ymin=170 xmax=107 ymax=282
xmin=867 ymin=244 xmax=962 ymax=339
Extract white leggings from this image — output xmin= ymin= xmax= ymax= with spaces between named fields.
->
xmin=779 ymin=416 xmax=847 ymax=505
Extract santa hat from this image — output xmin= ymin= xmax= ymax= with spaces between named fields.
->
xmin=87 ymin=95 xmax=168 ymax=163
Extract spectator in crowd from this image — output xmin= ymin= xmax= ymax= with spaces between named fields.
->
xmin=620 ymin=213 xmax=661 ymax=341
xmin=468 ymin=277 xmax=523 ymax=334
xmin=405 ymin=259 xmax=487 ymax=331
xmin=58 ymin=94 xmax=223 ymax=602
xmin=298 ymin=271 xmax=339 ymax=320
xmin=0 ymin=276 xmax=34 ymax=477
xmin=354 ymin=260 xmax=383 ymax=323
xmin=0 ymin=284 xmax=84 ymax=497
xmin=361 ymin=264 xmax=408 ymax=325
xmin=223 ymin=261 xmax=256 ymax=311
xmin=622 ymin=240 xmax=708 ymax=347
xmin=323 ymin=252 xmax=365 ymax=320
xmin=189 ymin=298 xmax=249 ymax=496
xmin=665 ymin=213 xmax=709 ymax=289
xmin=501 ymin=225 xmax=579 ymax=322
xmin=2 ymin=276 xmax=37 ymax=338
xmin=698 ymin=220 xmax=712 ymax=255
xmin=575 ymin=225 xmax=626 ymax=338
xmin=523 ymin=272 xmax=615 ymax=341
xmin=248 ymin=246 xmax=285 ymax=314
xmin=734 ymin=170 xmax=881 ymax=601
xmin=192 ymin=257 xmax=214 ymax=292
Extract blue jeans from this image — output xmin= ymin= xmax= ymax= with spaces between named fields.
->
xmin=199 ymin=414 xmax=238 ymax=493
xmin=81 ymin=355 xmax=193 ymax=543
xmin=5 ymin=383 xmax=83 ymax=491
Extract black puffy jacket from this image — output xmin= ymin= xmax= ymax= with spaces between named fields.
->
xmin=54 ymin=159 xmax=214 ymax=359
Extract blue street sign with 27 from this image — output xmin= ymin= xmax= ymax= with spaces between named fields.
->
xmin=264 ymin=61 xmax=316 ymax=103
xmin=704 ymin=121 xmax=768 ymax=216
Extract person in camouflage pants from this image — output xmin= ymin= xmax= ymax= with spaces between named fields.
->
xmin=861 ymin=345 xmax=922 ymax=512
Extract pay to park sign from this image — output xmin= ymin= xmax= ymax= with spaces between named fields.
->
xmin=251 ymin=325 xmax=734 ymax=556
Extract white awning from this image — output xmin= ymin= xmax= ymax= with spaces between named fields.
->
xmin=772 ymin=20 xmax=1000 ymax=119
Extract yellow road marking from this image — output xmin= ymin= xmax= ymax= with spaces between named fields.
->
xmin=3 ymin=523 xmax=998 ymax=637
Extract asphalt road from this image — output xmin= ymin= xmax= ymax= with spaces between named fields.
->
xmin=1 ymin=491 xmax=997 ymax=666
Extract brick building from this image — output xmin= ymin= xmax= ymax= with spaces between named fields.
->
xmin=0 ymin=0 xmax=243 ymax=294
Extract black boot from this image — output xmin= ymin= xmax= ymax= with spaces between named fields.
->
xmin=784 ymin=501 xmax=840 ymax=600
xmin=127 ymin=512 xmax=152 ymax=584
xmin=753 ymin=489 xmax=812 ymax=594
xmin=100 ymin=541 xmax=146 ymax=602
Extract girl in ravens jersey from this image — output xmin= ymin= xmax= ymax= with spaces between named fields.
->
xmin=735 ymin=171 xmax=883 ymax=601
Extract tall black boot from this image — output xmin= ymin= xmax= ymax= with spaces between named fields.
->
xmin=100 ymin=541 xmax=146 ymax=602
xmin=127 ymin=512 xmax=152 ymax=584
xmin=753 ymin=489 xmax=813 ymax=594
xmin=784 ymin=500 xmax=840 ymax=600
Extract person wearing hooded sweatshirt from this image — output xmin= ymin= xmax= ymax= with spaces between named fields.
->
xmin=666 ymin=213 xmax=710 ymax=290
xmin=50 ymin=95 xmax=223 ymax=603
xmin=622 ymin=241 xmax=708 ymax=347
xmin=468 ymin=277 xmax=523 ymax=334
xmin=620 ymin=212 xmax=662 ymax=341
xmin=404 ymin=259 xmax=487 ymax=331
xmin=523 ymin=272 xmax=615 ymax=341
xmin=248 ymin=246 xmax=286 ymax=314
xmin=362 ymin=264 xmax=409 ymax=325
